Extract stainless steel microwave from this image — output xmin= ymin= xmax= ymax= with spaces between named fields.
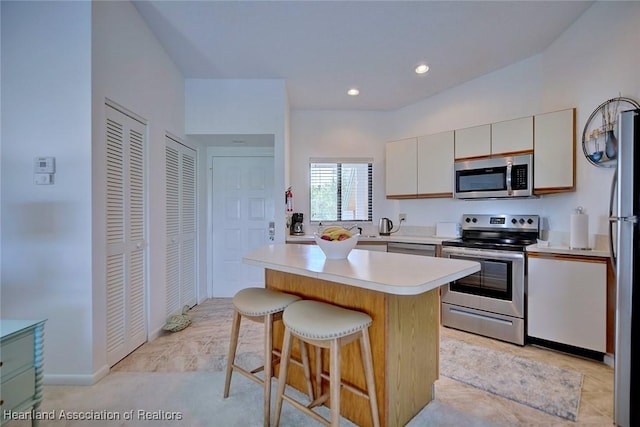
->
xmin=454 ymin=154 xmax=533 ymax=199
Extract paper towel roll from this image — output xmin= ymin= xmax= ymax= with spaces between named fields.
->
xmin=570 ymin=211 xmax=589 ymax=249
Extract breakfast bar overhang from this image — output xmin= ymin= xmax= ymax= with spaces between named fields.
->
xmin=243 ymin=244 xmax=480 ymax=427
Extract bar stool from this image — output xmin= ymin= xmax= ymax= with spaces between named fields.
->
xmin=223 ymin=287 xmax=314 ymax=427
xmin=273 ymin=300 xmax=380 ymax=427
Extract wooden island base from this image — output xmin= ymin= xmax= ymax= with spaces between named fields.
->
xmin=266 ymin=269 xmax=440 ymax=427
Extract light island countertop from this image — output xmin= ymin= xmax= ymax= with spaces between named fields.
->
xmin=243 ymin=243 xmax=480 ymax=295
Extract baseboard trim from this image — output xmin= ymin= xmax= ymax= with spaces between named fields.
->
xmin=604 ymin=352 xmax=615 ymax=368
xmin=43 ymin=364 xmax=110 ymax=385
xmin=149 ymin=325 xmax=164 ymax=341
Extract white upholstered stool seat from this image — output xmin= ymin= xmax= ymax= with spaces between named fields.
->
xmin=223 ymin=288 xmax=313 ymax=427
xmin=233 ymin=287 xmax=301 ymax=317
xmin=282 ymin=300 xmax=372 ymax=340
xmin=273 ymin=300 xmax=380 ymax=427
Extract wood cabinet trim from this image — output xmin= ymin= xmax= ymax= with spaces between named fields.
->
xmin=527 ymin=251 xmax=607 ymax=263
xmin=533 ymin=186 xmax=576 ymax=195
xmin=490 ymin=149 xmax=534 ymax=158
xmin=416 ymin=192 xmax=453 ymax=199
xmin=386 ymin=194 xmax=418 ymax=200
xmin=454 ymin=154 xmax=492 ymax=162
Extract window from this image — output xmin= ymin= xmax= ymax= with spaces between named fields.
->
xmin=309 ymin=158 xmax=373 ymax=222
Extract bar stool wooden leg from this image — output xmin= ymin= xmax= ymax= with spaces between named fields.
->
xmin=315 ymin=347 xmax=322 ymax=399
xmin=299 ymin=338 xmax=314 ymax=400
xmin=223 ymin=310 xmax=241 ymax=398
xmin=360 ymin=328 xmax=380 ymax=427
xmin=273 ymin=327 xmax=293 ymax=427
xmin=263 ymin=313 xmax=273 ymax=427
xmin=329 ymin=339 xmax=341 ymax=427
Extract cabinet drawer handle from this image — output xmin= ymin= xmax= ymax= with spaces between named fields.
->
xmin=0 ymin=360 xmax=3 ymax=367
xmin=0 ymin=399 xmax=4 ymax=406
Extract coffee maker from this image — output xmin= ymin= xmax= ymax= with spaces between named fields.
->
xmin=290 ymin=213 xmax=304 ymax=235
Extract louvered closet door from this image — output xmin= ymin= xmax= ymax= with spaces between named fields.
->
xmin=105 ymin=104 xmax=147 ymax=367
xmin=166 ymin=136 xmax=197 ymax=317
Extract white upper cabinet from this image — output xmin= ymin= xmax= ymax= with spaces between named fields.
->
xmin=386 ymin=107 xmax=575 ymax=198
xmin=454 ymin=124 xmax=491 ymax=159
xmin=491 ymin=116 xmax=533 ymax=155
xmin=533 ymin=108 xmax=575 ymax=193
xmin=385 ymin=137 xmax=417 ymax=198
xmin=417 ymin=131 xmax=454 ymax=197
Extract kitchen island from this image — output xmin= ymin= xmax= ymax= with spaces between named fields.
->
xmin=243 ymin=244 xmax=480 ymax=427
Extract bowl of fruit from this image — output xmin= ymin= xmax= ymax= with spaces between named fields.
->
xmin=314 ymin=226 xmax=359 ymax=260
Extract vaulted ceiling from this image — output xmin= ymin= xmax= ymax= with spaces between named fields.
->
xmin=134 ymin=1 xmax=593 ymax=111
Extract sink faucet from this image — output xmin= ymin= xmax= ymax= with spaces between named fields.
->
xmin=346 ymin=224 xmax=363 ymax=235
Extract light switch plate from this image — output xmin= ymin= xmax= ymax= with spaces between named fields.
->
xmin=34 ymin=173 xmax=53 ymax=185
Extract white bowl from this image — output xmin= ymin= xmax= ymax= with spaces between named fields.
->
xmin=313 ymin=233 xmax=359 ymax=260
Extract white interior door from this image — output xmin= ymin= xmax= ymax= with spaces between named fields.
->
xmin=211 ymin=156 xmax=274 ymax=297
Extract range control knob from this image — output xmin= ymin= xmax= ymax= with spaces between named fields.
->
xmin=527 ymin=218 xmax=534 ymax=224
xmin=465 ymin=218 xmax=471 ymax=223
xmin=519 ymin=218 xmax=525 ymax=224
xmin=511 ymin=218 xmax=518 ymax=224
xmin=472 ymin=217 xmax=477 ymax=223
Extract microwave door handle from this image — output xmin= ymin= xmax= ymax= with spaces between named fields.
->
xmin=506 ymin=162 xmax=513 ymax=195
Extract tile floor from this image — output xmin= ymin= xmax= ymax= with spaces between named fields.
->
xmin=112 ymin=298 xmax=614 ymax=426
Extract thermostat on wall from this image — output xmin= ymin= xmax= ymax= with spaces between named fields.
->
xmin=34 ymin=157 xmax=55 ymax=173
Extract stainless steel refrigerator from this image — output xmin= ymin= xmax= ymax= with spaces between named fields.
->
xmin=611 ymin=108 xmax=639 ymax=427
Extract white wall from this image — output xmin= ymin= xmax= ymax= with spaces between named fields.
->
xmin=0 ymin=0 xmax=185 ymax=385
xmin=1 ymin=1 xmax=93 ymax=378
xmin=92 ymin=1 xmax=185 ymax=381
xmin=537 ymin=1 xmax=640 ymax=237
xmin=290 ymin=110 xmax=392 ymax=234
xmin=290 ymin=1 xmax=640 ymax=245
xmin=185 ymin=79 xmax=289 ymax=296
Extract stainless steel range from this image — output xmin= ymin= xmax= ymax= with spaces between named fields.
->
xmin=440 ymin=214 xmax=539 ymax=345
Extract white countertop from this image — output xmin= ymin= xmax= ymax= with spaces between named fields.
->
xmin=243 ymin=243 xmax=480 ymax=295
xmin=526 ymin=243 xmax=610 ymax=258
xmin=286 ymin=234 xmax=453 ymax=245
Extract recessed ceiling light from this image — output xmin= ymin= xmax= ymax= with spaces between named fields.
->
xmin=347 ymin=88 xmax=360 ymax=96
xmin=415 ymin=64 xmax=430 ymax=74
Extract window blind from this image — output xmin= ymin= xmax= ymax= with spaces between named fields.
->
xmin=309 ymin=160 xmax=373 ymax=222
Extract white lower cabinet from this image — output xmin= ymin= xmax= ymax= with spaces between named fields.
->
xmin=527 ymin=254 xmax=607 ymax=352
xmin=356 ymin=242 xmax=387 ymax=252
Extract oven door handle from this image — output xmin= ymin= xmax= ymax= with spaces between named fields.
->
xmin=441 ymin=246 xmax=524 ymax=261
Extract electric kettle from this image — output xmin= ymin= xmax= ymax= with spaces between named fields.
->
xmin=378 ymin=217 xmax=394 ymax=236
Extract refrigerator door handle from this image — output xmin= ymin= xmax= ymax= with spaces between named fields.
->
xmin=609 ymin=169 xmax=618 ymax=269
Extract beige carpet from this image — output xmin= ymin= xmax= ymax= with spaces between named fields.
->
xmin=5 ymin=371 xmax=494 ymax=427
xmin=10 ymin=299 xmax=609 ymax=426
